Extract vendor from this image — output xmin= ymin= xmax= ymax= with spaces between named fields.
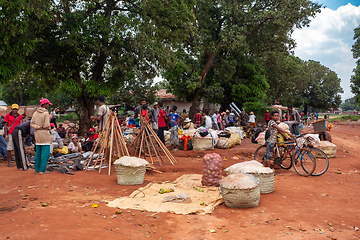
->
xmin=68 ymin=135 xmax=83 ymax=153
xmin=183 ymin=118 xmax=196 ymax=129
xmin=50 ymin=123 xmax=64 ymax=153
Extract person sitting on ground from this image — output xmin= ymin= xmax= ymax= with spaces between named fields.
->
xmin=87 ymin=128 xmax=98 ymax=151
xmin=248 ymin=111 xmax=256 ymax=127
xmin=50 ymin=123 xmax=64 ymax=153
xmin=57 ymin=123 xmax=66 ymax=138
xmin=68 ymin=135 xmax=83 ymax=153
xmin=169 ymin=105 xmax=181 ymax=151
xmin=264 ymin=110 xmax=292 ymax=168
xmin=183 ymin=118 xmax=196 ymax=130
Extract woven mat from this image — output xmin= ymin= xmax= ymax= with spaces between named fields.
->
xmin=106 ymin=174 xmax=224 ymax=215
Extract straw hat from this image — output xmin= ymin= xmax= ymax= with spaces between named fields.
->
xmin=184 ymin=118 xmax=192 ymax=123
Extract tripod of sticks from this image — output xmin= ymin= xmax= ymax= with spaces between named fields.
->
xmin=127 ymin=117 xmax=176 ymax=166
xmin=85 ymin=111 xmax=129 ymax=175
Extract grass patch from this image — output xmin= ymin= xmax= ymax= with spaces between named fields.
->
xmin=56 ymin=113 xmax=79 ymax=123
xmin=327 ymin=115 xmax=360 ymax=122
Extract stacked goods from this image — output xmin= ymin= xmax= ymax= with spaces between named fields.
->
xmin=219 ymin=173 xmax=260 ymax=208
xmin=317 ymin=141 xmax=337 ymax=158
xmin=201 ymin=153 xmax=222 ymax=187
xmin=114 ymin=157 xmax=149 ymax=185
xmin=193 ymin=137 xmax=214 ymax=151
xmin=217 ymin=133 xmax=241 ymax=149
xmin=224 ymin=161 xmax=274 ymax=194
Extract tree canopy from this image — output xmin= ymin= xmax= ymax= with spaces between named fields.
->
xmin=351 ymin=25 xmax=360 ymax=105
xmin=163 ymin=0 xmax=321 ymax=118
xmin=2 ymin=0 xmax=195 ymax=133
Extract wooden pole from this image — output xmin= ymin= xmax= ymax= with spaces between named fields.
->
xmin=107 ymin=115 xmax=115 ymax=175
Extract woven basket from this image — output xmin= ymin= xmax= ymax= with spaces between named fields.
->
xmin=114 ymin=164 xmax=147 ymax=185
xmin=246 ymin=171 xmax=274 ymax=194
xmin=192 ymin=137 xmax=214 ymax=151
xmin=220 ymin=181 xmax=260 ymax=208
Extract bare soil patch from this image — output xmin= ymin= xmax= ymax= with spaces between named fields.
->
xmin=1 ymin=123 xmax=359 ymax=239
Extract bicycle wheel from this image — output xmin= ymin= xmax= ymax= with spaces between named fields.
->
xmin=306 ymin=148 xmax=329 ymax=176
xmin=277 ymin=145 xmax=293 ymax=170
xmin=254 ymin=145 xmax=267 ymax=165
xmin=293 ymin=148 xmax=316 ymax=177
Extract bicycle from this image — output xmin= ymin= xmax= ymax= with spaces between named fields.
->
xmin=254 ymin=136 xmax=316 ymax=177
xmin=297 ymin=135 xmax=329 ymax=176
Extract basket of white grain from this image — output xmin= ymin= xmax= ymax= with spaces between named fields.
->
xmin=224 ymin=160 xmax=274 ymax=194
xmin=219 ymin=173 xmax=260 ymax=208
xmin=114 ymin=156 xmax=149 ymax=185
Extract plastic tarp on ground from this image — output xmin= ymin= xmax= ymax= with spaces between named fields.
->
xmin=106 ymin=174 xmax=224 ymax=215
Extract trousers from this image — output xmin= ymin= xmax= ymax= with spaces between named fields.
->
xmin=0 ymin=135 xmax=7 ymax=158
xmin=170 ymin=125 xmax=179 ymax=145
xmin=12 ymin=129 xmax=28 ymax=170
xmin=35 ymin=145 xmax=50 ymax=173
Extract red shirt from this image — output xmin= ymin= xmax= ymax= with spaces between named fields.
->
xmin=158 ymin=109 xmax=166 ymax=127
xmin=265 ymin=112 xmax=270 ymax=121
xmin=4 ymin=113 xmax=23 ymax=135
xmin=141 ymin=110 xmax=149 ymax=123
xmin=89 ymin=134 xmax=98 ymax=141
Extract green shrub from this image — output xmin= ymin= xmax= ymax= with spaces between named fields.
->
xmin=57 ymin=113 xmax=79 ymax=122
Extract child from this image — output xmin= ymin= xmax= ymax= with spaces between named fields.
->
xmin=264 ymin=110 xmax=292 ymax=167
xmin=168 ymin=105 xmax=180 ymax=151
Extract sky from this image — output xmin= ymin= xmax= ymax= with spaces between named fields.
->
xmin=292 ymin=0 xmax=360 ymax=101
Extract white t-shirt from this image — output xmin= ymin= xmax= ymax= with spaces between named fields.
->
xmin=68 ymin=142 xmax=82 ymax=152
xmin=98 ymin=105 xmax=110 ymax=131
xmin=249 ymin=114 xmax=256 ymax=123
xmin=204 ymin=116 xmax=212 ymax=128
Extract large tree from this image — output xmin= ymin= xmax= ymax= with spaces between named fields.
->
xmin=3 ymin=0 xmax=195 ymax=134
xmin=351 ymin=26 xmax=360 ymax=105
xmin=292 ymin=60 xmax=343 ymax=113
xmin=163 ymin=0 xmax=321 ymax=118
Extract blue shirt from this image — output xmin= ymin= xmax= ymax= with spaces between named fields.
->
xmin=169 ymin=113 xmax=180 ymax=127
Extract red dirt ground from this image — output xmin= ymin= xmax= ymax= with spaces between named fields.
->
xmin=1 ymin=122 xmax=360 ymax=240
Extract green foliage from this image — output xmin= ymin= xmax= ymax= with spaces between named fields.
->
xmin=341 ymin=97 xmax=360 ymax=111
xmin=351 ymin=26 xmax=360 ymax=105
xmin=242 ymin=101 xmax=267 ymax=117
xmin=327 ymin=115 xmax=360 ymax=122
xmin=163 ymin=0 xmax=321 ymax=117
xmin=57 ymin=113 xmax=79 ymax=123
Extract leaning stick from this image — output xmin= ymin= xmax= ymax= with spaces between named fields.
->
xmin=115 ymin=120 xmax=130 ymax=156
xmin=85 ymin=114 xmax=111 ymax=171
xmin=143 ymin=127 xmax=153 ymax=164
xmin=99 ymin=120 xmax=112 ymax=173
xmin=138 ymin=128 xmax=145 ymax=158
xmin=144 ymin=126 xmax=162 ymax=166
xmin=107 ymin=116 xmax=115 ymax=175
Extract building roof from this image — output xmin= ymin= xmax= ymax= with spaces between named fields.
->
xmin=156 ymin=89 xmax=177 ymax=100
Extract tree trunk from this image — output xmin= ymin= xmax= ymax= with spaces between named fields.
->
xmin=304 ymin=103 xmax=308 ymax=115
xmin=75 ymin=93 xmax=95 ymax=136
xmin=189 ymin=88 xmax=202 ymax=121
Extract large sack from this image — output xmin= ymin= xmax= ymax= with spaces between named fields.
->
xmin=317 ymin=141 xmax=337 ymax=158
xmin=193 ymin=137 xmax=214 ymax=151
xmin=217 ymin=133 xmax=241 ymax=149
xmin=225 ymin=127 xmax=244 ymax=139
xmin=201 ymin=153 xmax=222 ymax=187
xmin=255 ymin=132 xmax=265 ymax=145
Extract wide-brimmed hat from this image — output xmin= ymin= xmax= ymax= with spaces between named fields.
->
xmin=226 ymin=110 xmax=230 ymax=113
xmin=184 ymin=118 xmax=191 ymax=123
xmin=11 ymin=104 xmax=19 ymax=109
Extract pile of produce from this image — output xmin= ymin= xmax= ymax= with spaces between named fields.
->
xmin=201 ymin=153 xmax=222 ymax=187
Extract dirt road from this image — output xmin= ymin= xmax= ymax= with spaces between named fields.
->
xmin=1 ymin=123 xmax=359 ymax=240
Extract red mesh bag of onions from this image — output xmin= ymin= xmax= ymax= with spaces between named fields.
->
xmin=201 ymin=153 xmax=222 ymax=187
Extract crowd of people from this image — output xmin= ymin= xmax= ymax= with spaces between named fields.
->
xmin=1 ymin=94 xmax=322 ymax=174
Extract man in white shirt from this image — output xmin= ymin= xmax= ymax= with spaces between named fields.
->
xmin=90 ymin=95 xmax=110 ymax=132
